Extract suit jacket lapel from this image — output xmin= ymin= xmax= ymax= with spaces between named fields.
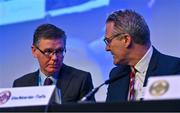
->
xmin=31 ymin=71 xmax=39 ymax=86
xmin=144 ymin=47 xmax=159 ymax=86
xmin=56 ymin=64 xmax=74 ymax=96
xmin=22 ymin=70 xmax=39 ymax=86
xmin=119 ymin=74 xmax=130 ymax=100
xmin=114 ymin=65 xmax=131 ymax=101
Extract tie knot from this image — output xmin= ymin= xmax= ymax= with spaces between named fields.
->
xmin=131 ymin=66 xmax=136 ymax=71
xmin=130 ymin=67 xmax=136 ymax=78
xmin=44 ymin=77 xmax=53 ymax=85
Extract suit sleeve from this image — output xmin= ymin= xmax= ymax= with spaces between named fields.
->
xmin=12 ymin=80 xmax=17 ymax=87
xmin=106 ymin=67 xmax=116 ymax=102
xmin=79 ymin=72 xmax=95 ymax=102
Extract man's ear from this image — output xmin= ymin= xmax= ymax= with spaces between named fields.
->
xmin=123 ymin=34 xmax=132 ymax=48
xmin=31 ymin=45 xmax=37 ymax=58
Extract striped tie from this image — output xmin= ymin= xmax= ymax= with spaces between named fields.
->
xmin=129 ymin=67 xmax=136 ymax=101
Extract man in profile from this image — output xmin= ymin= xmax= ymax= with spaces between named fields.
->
xmin=104 ymin=9 xmax=180 ymax=102
xmin=13 ymin=23 xmax=95 ymax=103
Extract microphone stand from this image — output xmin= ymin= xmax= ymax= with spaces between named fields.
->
xmin=80 ymin=70 xmax=129 ymax=102
xmin=80 ymin=82 xmax=105 ymax=101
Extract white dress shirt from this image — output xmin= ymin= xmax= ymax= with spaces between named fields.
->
xmin=132 ymin=46 xmax=153 ymax=100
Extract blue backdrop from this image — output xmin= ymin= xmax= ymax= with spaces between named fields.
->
xmin=0 ymin=0 xmax=180 ymax=101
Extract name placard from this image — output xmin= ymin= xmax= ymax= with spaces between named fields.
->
xmin=0 ymin=85 xmax=55 ymax=108
xmin=144 ymin=75 xmax=180 ymax=100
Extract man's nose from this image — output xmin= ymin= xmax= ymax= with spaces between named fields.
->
xmin=105 ymin=45 xmax=110 ymax=51
xmin=51 ymin=53 xmax=58 ymax=60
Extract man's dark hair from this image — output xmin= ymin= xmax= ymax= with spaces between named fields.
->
xmin=33 ymin=23 xmax=66 ymax=46
xmin=106 ymin=9 xmax=150 ymax=45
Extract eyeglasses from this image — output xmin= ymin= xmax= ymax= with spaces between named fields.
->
xmin=104 ymin=33 xmax=125 ymax=46
xmin=35 ymin=46 xmax=66 ymax=58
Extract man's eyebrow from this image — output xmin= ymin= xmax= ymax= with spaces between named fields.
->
xmin=44 ymin=47 xmax=64 ymax=50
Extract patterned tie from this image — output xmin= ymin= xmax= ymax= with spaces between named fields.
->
xmin=129 ymin=67 xmax=136 ymax=101
xmin=44 ymin=77 xmax=53 ymax=85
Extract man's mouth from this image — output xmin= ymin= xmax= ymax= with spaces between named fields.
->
xmin=48 ymin=64 xmax=58 ymax=68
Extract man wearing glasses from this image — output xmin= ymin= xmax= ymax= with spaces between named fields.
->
xmin=13 ymin=24 xmax=95 ymax=103
xmin=105 ymin=9 xmax=180 ymax=102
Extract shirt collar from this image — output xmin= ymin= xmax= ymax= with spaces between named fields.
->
xmin=134 ymin=46 xmax=153 ymax=74
xmin=39 ymin=69 xmax=59 ymax=86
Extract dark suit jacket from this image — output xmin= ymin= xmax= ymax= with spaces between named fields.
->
xmin=106 ymin=47 xmax=180 ymax=102
xmin=13 ymin=64 xmax=95 ymax=103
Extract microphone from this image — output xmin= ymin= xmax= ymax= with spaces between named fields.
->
xmin=80 ymin=71 xmax=129 ymax=102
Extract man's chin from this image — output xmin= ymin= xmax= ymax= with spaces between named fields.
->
xmin=47 ymin=68 xmax=59 ymax=74
xmin=113 ymin=60 xmax=121 ymax=66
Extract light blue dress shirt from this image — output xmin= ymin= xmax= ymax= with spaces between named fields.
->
xmin=38 ymin=70 xmax=61 ymax=104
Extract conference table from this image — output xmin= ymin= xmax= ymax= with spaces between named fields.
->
xmin=0 ymin=99 xmax=180 ymax=112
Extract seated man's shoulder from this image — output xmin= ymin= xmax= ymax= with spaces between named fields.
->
xmin=110 ymin=65 xmax=130 ymax=75
xmin=15 ymin=71 xmax=38 ymax=81
xmin=159 ymin=53 xmax=180 ymax=67
xmin=13 ymin=71 xmax=38 ymax=87
xmin=154 ymin=47 xmax=178 ymax=61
